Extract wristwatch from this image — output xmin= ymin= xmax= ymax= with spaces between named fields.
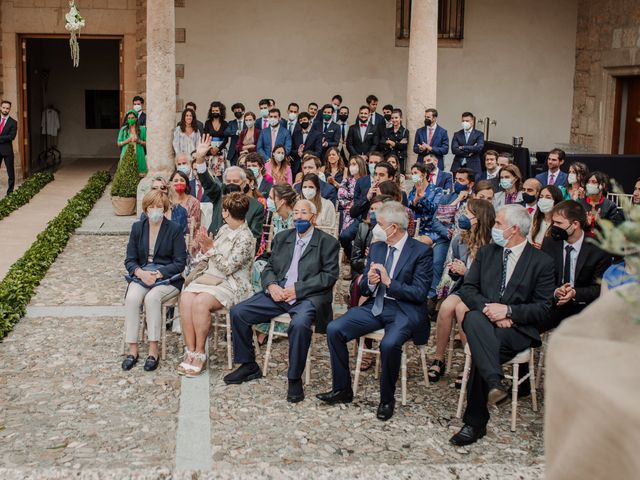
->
xmin=506 ymin=305 xmax=513 ymax=319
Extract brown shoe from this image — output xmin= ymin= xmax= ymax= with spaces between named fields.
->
xmin=488 ymin=385 xmax=509 ymax=405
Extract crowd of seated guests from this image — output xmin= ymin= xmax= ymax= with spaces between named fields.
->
xmin=119 ymin=92 xmax=639 ymax=449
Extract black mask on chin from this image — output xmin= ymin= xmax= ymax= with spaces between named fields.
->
xmin=522 ymin=192 xmax=537 ymax=205
xmin=549 ymin=224 xmax=572 ymax=242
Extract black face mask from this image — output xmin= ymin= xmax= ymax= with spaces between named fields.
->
xmin=338 ymin=114 xmax=349 ymax=122
xmin=522 ymin=192 xmax=537 ymax=204
xmin=211 ymin=112 xmax=221 ymax=119
xmin=550 ymin=224 xmax=572 ymax=242
xmin=234 ymin=111 xmax=244 ymax=119
xmin=299 ymin=122 xmax=310 ymax=130
xmin=384 ymin=114 xmax=392 ymax=121
xmin=424 ymin=119 xmax=432 ymax=127
xmin=224 ymin=184 xmax=241 ymax=194
xmin=425 ymin=163 xmax=436 ymax=173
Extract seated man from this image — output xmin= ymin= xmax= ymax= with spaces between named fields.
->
xmin=450 ymin=204 xmax=555 ymax=446
xmin=318 ymin=202 xmax=433 ymax=421
xmin=293 ymin=155 xmax=337 ymax=205
xmin=538 ymin=200 xmax=610 ymax=333
xmin=225 ymin=199 xmax=340 ymax=402
xmin=423 ymin=153 xmax=454 ymax=191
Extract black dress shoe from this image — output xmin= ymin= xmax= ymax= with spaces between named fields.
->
xmin=143 ymin=355 xmax=159 ymax=371
xmin=287 ymin=379 xmax=304 ymax=403
xmin=121 ymin=355 xmax=138 ymax=371
xmin=449 ymin=424 xmax=486 ymax=446
xmin=376 ymin=400 xmax=395 ymax=421
xmin=316 ymin=388 xmax=354 ymax=405
xmin=223 ymin=362 xmax=262 ymax=385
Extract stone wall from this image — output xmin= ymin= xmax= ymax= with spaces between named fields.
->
xmin=136 ymin=0 xmax=147 ymax=98
xmin=571 ymin=0 xmax=640 ymax=152
xmin=0 ymin=4 xmax=3 ymax=98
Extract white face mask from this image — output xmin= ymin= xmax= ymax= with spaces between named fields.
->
xmin=245 ymin=120 xmax=255 ymax=128
xmin=273 ymin=152 xmax=285 ymax=163
xmin=269 ymin=117 xmax=280 ymax=127
xmin=133 ymin=104 xmax=142 ymax=113
xmin=302 ymin=187 xmax=316 ymax=200
xmin=147 ymin=207 xmax=164 ymax=224
xmin=537 ymin=198 xmax=555 ymax=214
xmin=461 ymin=121 xmax=472 ymax=131
xmin=586 ymin=183 xmax=600 ymax=196
xmin=249 ymin=166 xmax=260 ymax=178
xmin=349 ymin=164 xmax=359 ymax=176
xmin=411 ymin=174 xmax=421 ymax=184
xmin=567 ymin=173 xmax=577 ymax=185
xmin=371 ymin=223 xmax=393 ymax=243
xmin=288 ymin=112 xmax=298 ymax=121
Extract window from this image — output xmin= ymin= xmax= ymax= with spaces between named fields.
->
xmin=396 ymin=0 xmax=465 ymax=47
xmin=85 ymin=90 xmax=120 ymax=129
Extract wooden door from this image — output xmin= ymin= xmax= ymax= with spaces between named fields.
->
xmin=623 ymin=77 xmax=640 ymax=154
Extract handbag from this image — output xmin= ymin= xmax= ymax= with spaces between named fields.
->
xmin=183 ymin=260 xmax=225 ymax=288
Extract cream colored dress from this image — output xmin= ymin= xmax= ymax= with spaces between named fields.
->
xmin=184 ymin=223 xmax=256 ymax=308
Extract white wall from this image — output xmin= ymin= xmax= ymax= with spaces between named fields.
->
xmin=176 ymin=0 xmax=577 ymax=154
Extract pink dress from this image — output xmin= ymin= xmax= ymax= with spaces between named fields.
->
xmin=265 ymin=161 xmax=292 ymax=185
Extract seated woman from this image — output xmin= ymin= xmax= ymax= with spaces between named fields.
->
xmin=378 ymin=180 xmax=416 ymax=236
xmin=236 ymin=111 xmax=260 ymax=156
xmin=385 ymin=153 xmax=406 ymax=186
xmin=492 ymin=164 xmax=523 ymax=208
xmin=528 ymin=184 xmax=563 ymax=248
xmin=265 ymin=144 xmax=292 ymax=185
xmin=122 ymin=189 xmax=187 ymax=372
xmin=322 ymin=147 xmax=347 ymax=186
xmin=580 ymin=171 xmax=624 ymax=228
xmin=178 ymin=193 xmax=256 ymax=376
xmin=338 ymin=155 xmax=367 ymax=234
xmin=428 ymin=199 xmax=494 ymax=383
xmin=301 ymin=173 xmax=336 ymax=229
xmin=147 ymin=176 xmax=189 ymax=235
xmin=565 ymin=161 xmax=589 ymax=200
xmin=170 ymin=170 xmax=201 ymax=234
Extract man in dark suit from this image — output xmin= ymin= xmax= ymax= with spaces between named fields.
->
xmin=450 ymin=204 xmax=555 ymax=446
xmin=293 ymin=156 xmax=337 ymax=205
xmin=366 ymin=94 xmax=386 ymax=139
xmin=477 ymin=150 xmax=501 ymax=192
xmin=0 ymin=100 xmax=17 ymax=194
xmin=317 ymin=104 xmax=341 ymax=157
xmin=423 ymin=154 xmax=454 ymax=191
xmin=225 ymin=199 xmax=340 ymax=402
xmin=336 ymin=106 xmax=350 ymax=160
xmin=224 ymin=102 xmax=246 ymax=165
xmin=291 ymin=113 xmax=323 ymax=175
xmin=347 ymin=106 xmax=380 ymax=156
xmin=122 ymin=95 xmax=147 ymax=127
xmin=413 ymin=108 xmax=449 ymax=170
xmin=319 ymin=201 xmax=433 ymax=420
xmin=539 ymin=200 xmax=611 ymax=333
xmin=256 ymin=108 xmax=292 ymax=161
xmin=451 ymin=112 xmax=484 ymax=178
xmin=535 ymin=148 xmax=568 ymax=187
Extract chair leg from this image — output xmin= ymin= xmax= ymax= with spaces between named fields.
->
xmin=511 ymin=363 xmax=519 ymax=432
xmin=529 ymin=353 xmax=538 ymax=412
xmin=160 ymin=306 xmax=167 ymax=361
xmin=456 ymin=350 xmax=472 ymax=419
xmin=374 ymin=341 xmax=381 ymax=380
xmin=353 ymin=337 xmax=365 ymax=396
xmin=419 ymin=345 xmax=429 ymax=387
xmin=212 ymin=314 xmax=219 ymax=351
xmin=225 ymin=312 xmax=233 ymax=370
xmin=252 ymin=328 xmax=261 ymax=356
xmin=263 ymin=319 xmax=276 ymax=376
xmin=401 ymin=346 xmax=407 ymax=406
xmin=535 ymin=340 xmax=545 ymax=390
xmin=305 ymin=334 xmax=313 ymax=386
xmin=446 ymin=324 xmax=456 ymax=374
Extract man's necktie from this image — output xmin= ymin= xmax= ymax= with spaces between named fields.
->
xmin=428 ymin=173 xmax=435 ymax=184
xmin=549 ymin=173 xmax=556 ymax=185
xmin=499 ymin=248 xmax=512 ymax=298
xmin=284 ymin=240 xmax=305 ymax=304
xmin=341 ymin=124 xmax=346 ymax=140
xmin=197 ymin=183 xmax=203 ymax=201
xmin=465 ymin=132 xmax=470 ymax=143
xmin=427 ymin=127 xmax=433 ymax=145
xmin=563 ymin=245 xmax=574 ymax=285
xmin=371 ymin=247 xmax=396 ymax=316
xmin=0 ymin=117 xmax=5 ymax=135
xmin=323 ymin=122 xmax=329 ymax=133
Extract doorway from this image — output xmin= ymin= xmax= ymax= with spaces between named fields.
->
xmin=19 ymin=36 xmax=123 ymax=176
xmin=612 ymin=76 xmax=640 ymax=154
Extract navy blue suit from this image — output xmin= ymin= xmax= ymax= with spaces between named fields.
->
xmin=535 ymin=170 xmax=568 ymax=188
xmin=224 ymin=119 xmax=246 ymax=165
xmin=477 ymin=171 xmax=501 ymax=192
xmin=189 ymin=178 xmax=211 ymax=203
xmin=433 ymin=169 xmax=454 ymax=191
xmin=257 ymin=125 xmax=292 ymax=161
xmin=318 ymin=120 xmax=341 ymax=153
xmin=413 ymin=125 xmax=449 ymax=170
xmin=326 ymin=236 xmax=433 ymax=403
xmin=451 ymin=129 xmax=484 ymax=177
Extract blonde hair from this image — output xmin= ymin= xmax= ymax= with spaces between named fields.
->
xmin=142 ymin=189 xmax=170 ymax=213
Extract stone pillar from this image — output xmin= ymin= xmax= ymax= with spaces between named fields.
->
xmin=405 ymin=0 xmax=438 ymax=172
xmin=138 ymin=0 xmax=176 ymax=213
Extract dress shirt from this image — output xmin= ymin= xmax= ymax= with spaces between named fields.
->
xmin=429 ymin=167 xmax=440 ymax=185
xmin=427 ymin=125 xmax=436 ymax=144
xmin=359 ymin=123 xmax=368 ymax=139
xmin=486 ymin=168 xmax=499 ymax=180
xmin=287 ymin=121 xmax=296 ymax=135
xmin=236 ymin=120 xmax=244 ymax=134
xmin=261 ymin=118 xmax=269 ymax=130
xmin=270 ymin=126 xmax=280 ymax=152
xmin=563 ymin=232 xmax=585 ymax=286
xmin=302 ymin=129 xmax=309 ymax=144
xmin=504 ymin=239 xmax=528 ymax=286
xmin=338 ymin=122 xmax=348 ymax=141
xmin=284 ymin=228 xmax=314 ymax=284
xmin=548 ymin=170 xmax=559 ymax=185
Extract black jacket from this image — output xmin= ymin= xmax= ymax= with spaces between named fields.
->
xmin=350 ymin=221 xmax=374 ymax=275
xmin=346 ymin=122 xmax=379 ymax=156
xmin=0 ymin=116 xmax=17 ymax=155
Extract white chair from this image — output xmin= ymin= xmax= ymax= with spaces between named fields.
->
xmin=607 ymin=192 xmax=633 ymax=207
xmin=210 ymin=308 xmax=260 ymax=370
xmin=352 ymin=329 xmax=429 ymax=406
xmin=535 ymin=332 xmax=550 ymax=389
xmin=200 ymin=202 xmax=213 ymax=231
xmin=262 ymin=314 xmax=315 ymax=385
xmin=456 ymin=344 xmax=538 ymax=432
xmin=122 ymin=295 xmax=178 ymax=361
xmin=446 ymin=322 xmax=457 ymax=374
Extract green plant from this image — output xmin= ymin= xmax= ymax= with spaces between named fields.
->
xmin=0 ymin=171 xmax=55 ymax=221
xmin=0 ymin=170 xmax=111 ymax=340
xmin=110 ymin=143 xmax=140 ymax=198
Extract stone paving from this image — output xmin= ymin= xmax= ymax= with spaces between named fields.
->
xmin=0 ymin=227 xmax=546 ymax=477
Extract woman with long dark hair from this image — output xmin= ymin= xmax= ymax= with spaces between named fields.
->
xmin=529 ymin=184 xmax=564 ymax=248
xmin=117 ymin=109 xmax=147 ymax=174
xmin=173 ymin=108 xmax=201 ymax=155
xmin=204 ymin=101 xmax=228 ymax=156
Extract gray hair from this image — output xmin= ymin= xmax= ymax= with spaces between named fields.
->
xmin=499 ymin=204 xmax=531 ymax=237
xmin=223 ymin=165 xmax=247 ymax=183
xmin=376 ymin=201 xmax=408 ymax=231
xmin=174 ymin=153 xmax=189 ymax=164
xmin=294 ymin=198 xmax=317 ymax=215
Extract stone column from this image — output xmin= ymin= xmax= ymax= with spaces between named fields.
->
xmin=137 ymin=0 xmax=176 ymax=213
xmin=405 ymin=0 xmax=438 ymax=172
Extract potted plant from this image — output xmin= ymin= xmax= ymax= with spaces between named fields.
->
xmin=111 ymin=143 xmax=140 ymax=215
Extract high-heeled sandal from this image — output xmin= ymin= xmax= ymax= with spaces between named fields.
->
xmin=427 ymin=359 xmax=446 ymax=383
xmin=176 ymin=349 xmax=196 ymax=376
xmin=185 ymin=351 xmax=208 ymax=378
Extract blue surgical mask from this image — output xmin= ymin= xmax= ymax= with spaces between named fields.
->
xmin=500 ymin=179 xmax=513 ymax=190
xmin=177 ymin=165 xmax=191 ymax=176
xmin=267 ymin=198 xmax=277 ymax=213
xmin=294 ymin=219 xmax=312 ymax=234
xmin=457 ymin=214 xmax=472 ymax=231
xmin=454 ymin=182 xmax=467 ymax=194
xmin=491 ymin=226 xmax=511 ymax=247
xmin=369 ymin=212 xmax=377 ymax=226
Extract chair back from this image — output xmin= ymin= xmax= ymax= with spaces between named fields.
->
xmin=607 ymin=192 xmax=633 ymax=207
xmin=200 ymin=202 xmax=213 ymax=231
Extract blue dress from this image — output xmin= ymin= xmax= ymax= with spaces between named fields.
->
xmin=603 ymin=262 xmax=636 ymax=289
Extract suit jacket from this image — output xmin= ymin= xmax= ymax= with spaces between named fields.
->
xmin=359 ymin=236 xmax=433 ymax=327
xmin=541 ymin=236 xmax=611 ymax=307
xmin=346 ymin=122 xmax=379 ymax=156
xmin=258 ymin=177 xmax=272 ymax=198
xmin=294 ymin=180 xmax=337 ymax=205
xmin=350 ymin=175 xmax=373 ymax=220
xmin=535 ymin=170 xmax=568 ymax=188
xmin=0 ymin=116 xmax=18 ymax=155
xmin=262 ymin=228 xmax=340 ymax=333
xmin=291 ymin=127 xmax=323 ymax=160
xmin=124 ymin=217 xmax=187 ymax=290
xmin=432 ymin=169 xmax=454 ymax=191
xmin=382 ymin=126 xmax=409 ymax=161
xmin=189 ymin=178 xmax=212 ymax=203
xmin=413 ymin=125 xmax=449 ymax=169
xmin=197 ymin=170 xmax=264 ymax=244
xmin=457 ymin=243 xmax=556 ymax=345
xmin=369 ymin=112 xmax=386 ymax=138
xmin=317 ymin=120 xmax=341 ymax=152
xmin=451 ymin=129 xmax=484 ymax=176
xmin=224 ymin=119 xmax=247 ymax=163
xmin=257 ymin=126 xmax=292 ymax=161
xmin=478 ymin=171 xmax=501 ymax=192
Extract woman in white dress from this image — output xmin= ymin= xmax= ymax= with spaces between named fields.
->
xmin=178 ymin=192 xmax=256 ymax=376
xmin=173 ymin=108 xmax=201 ymax=156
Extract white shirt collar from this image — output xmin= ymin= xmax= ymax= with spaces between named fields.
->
xmin=389 ymin=232 xmax=409 ymax=253
xmin=296 ymin=227 xmax=314 ymax=245
xmin=506 ymin=239 xmax=527 ymax=256
xmin=565 ymin=231 xmax=585 ymax=252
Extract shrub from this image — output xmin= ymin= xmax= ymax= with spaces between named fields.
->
xmin=111 ymin=143 xmax=140 ymax=198
xmin=0 ymin=171 xmax=55 ymax=221
xmin=0 ymin=170 xmax=111 ymax=339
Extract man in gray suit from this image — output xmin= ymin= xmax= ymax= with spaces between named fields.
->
xmin=225 ymin=199 xmax=340 ymax=403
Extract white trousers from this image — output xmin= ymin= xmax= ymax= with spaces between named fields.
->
xmin=124 ymin=282 xmax=179 ymax=343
